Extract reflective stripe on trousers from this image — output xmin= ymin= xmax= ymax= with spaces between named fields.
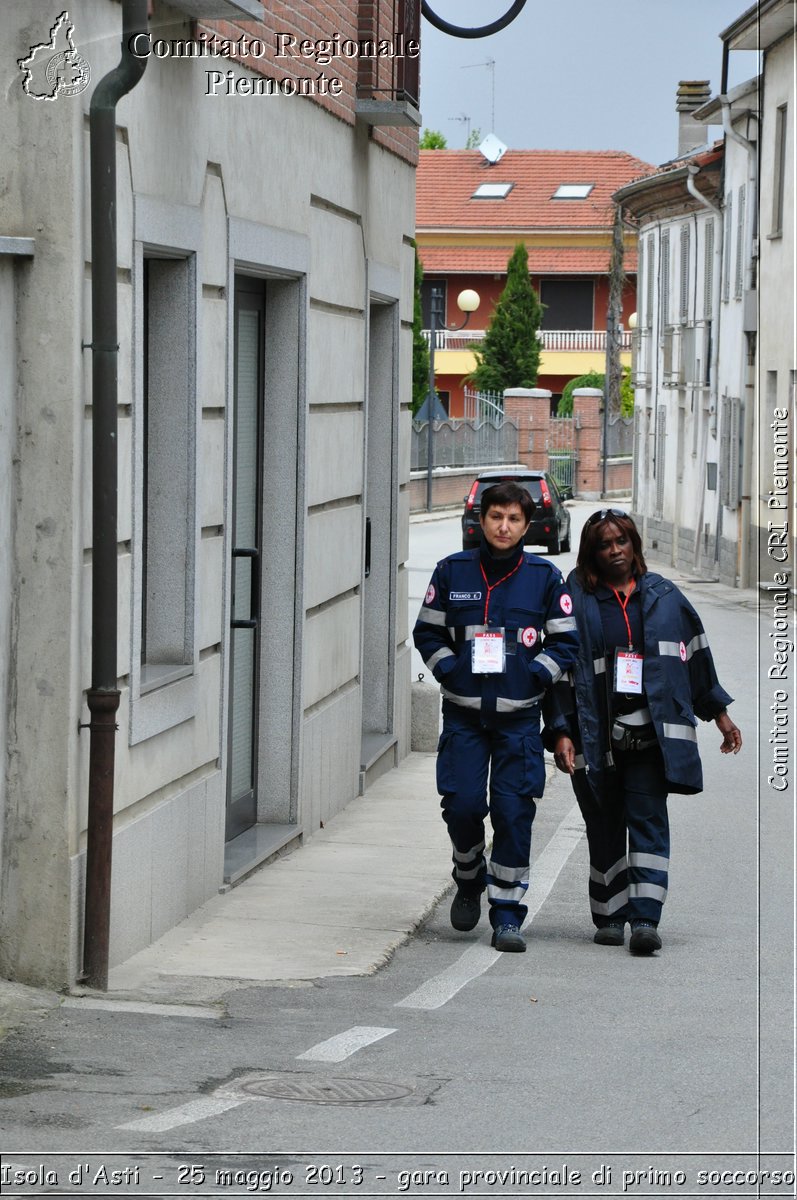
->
xmin=572 ymin=746 xmax=670 ymax=926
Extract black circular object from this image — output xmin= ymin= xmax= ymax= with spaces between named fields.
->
xmin=421 ymin=0 xmax=528 ymax=38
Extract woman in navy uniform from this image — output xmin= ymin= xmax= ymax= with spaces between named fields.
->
xmin=414 ymin=482 xmax=579 ymax=952
xmin=545 ymin=509 xmax=742 ymax=954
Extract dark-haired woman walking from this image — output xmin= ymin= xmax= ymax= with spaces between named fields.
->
xmin=544 ymin=509 xmax=741 ymax=954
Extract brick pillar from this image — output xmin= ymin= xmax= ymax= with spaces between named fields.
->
xmin=572 ymin=388 xmax=604 ymax=499
xmin=502 ymin=388 xmax=552 ymax=471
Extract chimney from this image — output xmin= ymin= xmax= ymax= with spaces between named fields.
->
xmin=677 ymin=80 xmax=711 ymax=157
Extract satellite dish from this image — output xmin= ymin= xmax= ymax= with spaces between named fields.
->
xmin=478 ymin=133 xmax=508 ymax=165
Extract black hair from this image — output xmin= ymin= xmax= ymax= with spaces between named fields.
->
xmin=480 ymin=481 xmax=535 ymax=523
xmin=575 ymin=511 xmax=647 ymax=592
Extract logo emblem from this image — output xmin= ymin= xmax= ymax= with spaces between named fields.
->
xmin=425 ymin=583 xmax=436 ymax=605
xmin=19 ymin=12 xmax=91 ymax=101
xmin=560 ymin=594 xmax=573 ymax=614
xmin=679 ymin=641 xmax=687 ymax=661
xmin=521 ymin=627 xmax=537 ymax=648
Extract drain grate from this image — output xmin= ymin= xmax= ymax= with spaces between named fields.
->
xmin=239 ymin=1072 xmax=415 ymax=1105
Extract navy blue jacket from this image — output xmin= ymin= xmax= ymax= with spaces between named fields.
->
xmin=413 ymin=547 xmax=579 ymax=720
xmin=543 ymin=570 xmax=733 ymax=795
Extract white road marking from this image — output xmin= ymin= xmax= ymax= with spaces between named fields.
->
xmin=62 ymin=997 xmax=221 ymax=1020
xmin=296 ymin=1025 xmax=397 ymax=1062
xmin=118 ymin=1096 xmax=245 ymax=1132
xmin=395 ymin=802 xmax=585 ymax=1010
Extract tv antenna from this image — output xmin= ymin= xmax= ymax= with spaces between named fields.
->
xmin=448 ymin=112 xmax=472 ymax=146
xmin=462 ymin=58 xmax=496 ymax=134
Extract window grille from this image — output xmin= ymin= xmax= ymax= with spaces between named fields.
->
xmin=646 ymin=234 xmax=655 ymax=329
xmin=703 ymin=218 xmax=714 ymax=319
xmin=679 ymin=224 xmax=690 ymax=322
xmin=734 ymin=184 xmax=746 ymax=300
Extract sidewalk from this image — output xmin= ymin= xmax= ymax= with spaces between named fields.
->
xmin=100 ymin=752 xmax=452 ymax=1005
xmin=0 ymin=754 xmax=452 ymax=1025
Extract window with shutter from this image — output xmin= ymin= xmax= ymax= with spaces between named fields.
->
xmin=660 ymin=231 xmax=671 ymax=326
xmin=655 ymin=406 xmax=667 ymax=517
xmin=679 ymin=224 xmax=690 ymax=322
xmin=734 ymin=184 xmax=746 ymax=300
xmin=703 ymin=218 xmax=714 ymax=319
xmin=772 ymin=105 xmax=788 ymax=236
xmin=722 ymin=194 xmax=732 ymax=302
xmin=728 ymin=396 xmax=741 ymax=507
xmin=718 ymin=395 xmax=742 ymax=508
xmin=719 ymin=395 xmax=731 ymax=505
xmin=646 ymin=234 xmax=655 ymax=329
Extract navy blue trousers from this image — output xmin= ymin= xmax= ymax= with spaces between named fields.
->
xmin=436 ymin=703 xmax=544 ymax=927
xmin=572 ymin=746 xmax=670 ymax=926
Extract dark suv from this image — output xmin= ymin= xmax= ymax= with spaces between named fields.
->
xmin=461 ymin=470 xmax=572 ymax=555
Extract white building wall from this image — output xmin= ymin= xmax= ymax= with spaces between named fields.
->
xmin=0 ymin=1 xmax=416 ymax=986
xmin=756 ymin=34 xmax=795 ymax=580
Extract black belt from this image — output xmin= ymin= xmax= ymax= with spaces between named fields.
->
xmin=611 ymin=722 xmax=658 ymax=752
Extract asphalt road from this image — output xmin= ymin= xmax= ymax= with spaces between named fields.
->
xmin=0 ymin=504 xmax=792 ymax=1198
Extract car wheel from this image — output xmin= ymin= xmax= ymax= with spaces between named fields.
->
xmin=547 ymin=532 xmax=561 ymax=556
xmin=562 ymin=529 xmax=571 ymax=552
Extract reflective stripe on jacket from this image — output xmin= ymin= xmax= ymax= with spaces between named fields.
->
xmin=413 ymin=549 xmax=579 ymax=720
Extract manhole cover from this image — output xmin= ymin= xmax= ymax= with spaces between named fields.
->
xmin=240 ymin=1073 xmax=414 ymax=1105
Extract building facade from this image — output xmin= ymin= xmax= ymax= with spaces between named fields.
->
xmin=415 ymin=148 xmax=653 ymax=415
xmin=0 ymin=0 xmax=419 ymax=987
xmin=620 ymin=0 xmax=794 ymax=588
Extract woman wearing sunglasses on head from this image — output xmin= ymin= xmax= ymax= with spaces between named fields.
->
xmin=543 ymin=509 xmax=742 ymax=955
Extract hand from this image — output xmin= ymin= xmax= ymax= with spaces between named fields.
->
xmin=715 ymin=711 xmax=742 ymax=754
xmin=553 ymin=735 xmax=576 ymax=775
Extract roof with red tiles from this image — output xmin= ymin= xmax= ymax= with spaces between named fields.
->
xmin=418 ymin=246 xmax=639 ymax=276
xmin=417 ymin=149 xmax=656 ymax=230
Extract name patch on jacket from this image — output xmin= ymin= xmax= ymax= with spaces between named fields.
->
xmin=450 ymin=591 xmax=483 ymax=602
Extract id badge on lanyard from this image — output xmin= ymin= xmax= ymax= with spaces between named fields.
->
xmin=472 ymin=629 xmax=506 ymax=674
xmin=611 ymin=585 xmax=644 ymax=693
xmin=614 ymin=649 xmax=644 ymax=694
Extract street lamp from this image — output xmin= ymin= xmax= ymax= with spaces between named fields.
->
xmin=425 ymin=285 xmax=480 ymax=512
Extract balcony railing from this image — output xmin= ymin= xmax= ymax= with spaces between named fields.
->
xmin=422 ymin=329 xmax=633 ymax=352
xmin=355 ymin=0 xmax=420 ymax=126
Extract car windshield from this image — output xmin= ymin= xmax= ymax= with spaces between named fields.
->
xmin=475 ymin=480 xmax=542 ymax=507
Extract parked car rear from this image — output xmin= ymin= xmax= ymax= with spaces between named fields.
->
xmin=461 ymin=470 xmax=572 ymax=555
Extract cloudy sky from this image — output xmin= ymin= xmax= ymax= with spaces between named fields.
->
xmin=418 ymin=0 xmax=760 ymax=167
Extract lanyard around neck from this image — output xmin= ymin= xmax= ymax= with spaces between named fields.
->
xmin=480 ymin=558 xmax=522 ymax=624
xmin=611 ymin=585 xmax=635 ymax=649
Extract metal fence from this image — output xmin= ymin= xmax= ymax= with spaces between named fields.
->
xmin=546 ymin=416 xmax=578 ymax=491
xmin=605 ymin=414 xmax=635 ymax=457
xmin=411 ymin=416 xmax=518 ymax=471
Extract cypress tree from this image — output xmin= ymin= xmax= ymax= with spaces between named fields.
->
xmin=469 ymin=243 xmax=543 ymax=394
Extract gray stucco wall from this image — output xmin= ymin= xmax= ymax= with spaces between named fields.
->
xmin=0 ymin=1 xmax=416 ymax=986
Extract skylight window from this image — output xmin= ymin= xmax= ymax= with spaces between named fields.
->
xmin=471 ymin=182 xmax=514 ymax=199
xmin=553 ymin=183 xmax=594 ymax=199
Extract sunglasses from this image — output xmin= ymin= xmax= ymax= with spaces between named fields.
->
xmin=585 ymin=508 xmax=629 ymax=527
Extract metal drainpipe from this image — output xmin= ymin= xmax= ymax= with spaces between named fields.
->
xmin=721 ymin=98 xmax=758 ymax=588
xmin=83 ymin=0 xmax=148 ymax=991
